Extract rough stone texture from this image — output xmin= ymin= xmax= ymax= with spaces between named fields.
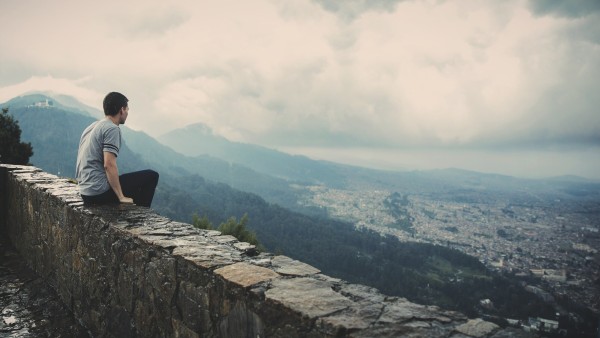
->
xmin=271 ymin=255 xmax=321 ymax=276
xmin=0 ymin=164 xmax=531 ymax=338
xmin=0 ymin=236 xmax=89 ymax=337
xmin=455 ymin=318 xmax=500 ymax=337
xmin=265 ymin=277 xmax=354 ymax=318
xmin=215 ymin=262 xmax=280 ymax=288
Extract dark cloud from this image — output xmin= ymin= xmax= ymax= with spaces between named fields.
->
xmin=469 ymin=77 xmax=600 ymax=151
xmin=312 ymin=0 xmax=405 ymax=20
xmin=528 ymin=0 xmax=600 ymax=18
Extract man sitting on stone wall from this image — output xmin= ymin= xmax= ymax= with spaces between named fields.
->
xmin=76 ymin=92 xmax=159 ymax=207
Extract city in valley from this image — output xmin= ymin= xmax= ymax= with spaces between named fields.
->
xmin=298 ymin=184 xmax=599 ymax=323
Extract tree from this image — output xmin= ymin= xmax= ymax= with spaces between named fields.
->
xmin=192 ymin=213 xmax=214 ymax=230
xmin=217 ymin=214 xmax=260 ymax=246
xmin=0 ymin=107 xmax=33 ymax=165
xmin=192 ymin=213 xmax=263 ymax=250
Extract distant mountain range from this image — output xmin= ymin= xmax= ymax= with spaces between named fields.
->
xmin=159 ymin=122 xmax=600 ymax=206
xmin=3 ymin=93 xmax=598 ymax=209
xmin=159 ymin=123 xmax=347 ymax=187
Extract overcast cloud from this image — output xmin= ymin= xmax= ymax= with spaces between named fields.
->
xmin=1 ymin=0 xmax=599 ymax=178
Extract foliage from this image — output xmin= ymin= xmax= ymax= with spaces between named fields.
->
xmin=191 ymin=213 xmax=214 ymax=230
xmin=192 ymin=212 xmax=263 ymax=250
xmin=217 ymin=214 xmax=261 ymax=248
xmin=383 ymin=192 xmax=415 ymax=233
xmin=0 ymin=108 xmax=33 ymax=165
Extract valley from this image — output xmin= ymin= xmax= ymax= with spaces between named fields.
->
xmin=298 ymin=183 xmax=600 ymax=323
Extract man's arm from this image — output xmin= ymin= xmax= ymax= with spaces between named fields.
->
xmin=104 ymin=152 xmax=133 ymax=204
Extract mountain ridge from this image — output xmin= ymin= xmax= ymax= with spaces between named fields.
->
xmin=5 ymin=93 xmax=598 ymax=207
xmin=159 ymin=122 xmax=347 ymax=186
xmin=5 ymin=93 xmax=599 ymax=192
xmin=1 ymin=92 xmax=102 ymax=118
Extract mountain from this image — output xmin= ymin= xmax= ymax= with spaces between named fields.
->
xmin=48 ymin=92 xmax=104 ymax=119
xmin=1 ymin=94 xmax=315 ymax=213
xmin=159 ymin=123 xmax=347 ymax=187
xmin=1 ymin=92 xmax=102 ymax=119
xmin=160 ymin=124 xmax=600 ymax=207
xmin=5 ymin=94 xmax=598 ymax=213
xmin=122 ymin=127 xmax=320 ymax=214
xmin=1 ymin=94 xmax=308 ymax=225
xmin=2 ymin=96 xmax=147 ymax=178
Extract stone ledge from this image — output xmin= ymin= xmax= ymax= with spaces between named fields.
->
xmin=215 ymin=262 xmax=280 ymax=288
xmin=0 ymin=165 xmax=530 ymax=337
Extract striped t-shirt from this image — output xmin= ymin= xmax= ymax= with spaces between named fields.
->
xmin=75 ymin=119 xmax=121 ymax=196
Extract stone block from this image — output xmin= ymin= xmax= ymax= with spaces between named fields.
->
xmin=215 ymin=262 xmax=280 ymax=288
xmin=265 ymin=277 xmax=353 ymax=318
xmin=272 ymin=255 xmax=321 ymax=276
xmin=455 ymin=318 xmax=500 ymax=337
xmin=175 ymin=280 xmax=212 ymax=333
xmin=218 ymin=301 xmax=264 ymax=338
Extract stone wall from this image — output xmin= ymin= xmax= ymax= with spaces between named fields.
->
xmin=0 ymin=164 xmax=526 ymax=338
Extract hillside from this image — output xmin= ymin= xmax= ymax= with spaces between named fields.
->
xmin=121 ymin=127 xmax=320 ymax=215
xmin=2 ymin=93 xmax=101 ymax=118
xmin=160 ymin=123 xmax=600 ymax=207
xmin=159 ymin=123 xmax=347 ymax=187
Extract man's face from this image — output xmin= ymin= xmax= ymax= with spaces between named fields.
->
xmin=119 ymin=105 xmax=129 ymax=124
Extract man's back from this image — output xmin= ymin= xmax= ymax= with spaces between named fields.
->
xmin=76 ymin=119 xmax=121 ymax=196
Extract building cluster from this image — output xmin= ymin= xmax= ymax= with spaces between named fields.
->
xmin=28 ymin=99 xmax=54 ymax=108
xmin=300 ymin=185 xmax=600 ymax=327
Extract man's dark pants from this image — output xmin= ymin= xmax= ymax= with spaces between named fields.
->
xmin=81 ymin=170 xmax=159 ymax=207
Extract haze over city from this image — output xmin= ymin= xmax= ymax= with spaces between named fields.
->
xmin=1 ymin=0 xmax=599 ymax=179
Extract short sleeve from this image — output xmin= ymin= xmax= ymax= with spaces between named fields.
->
xmin=102 ymin=125 xmax=121 ymax=157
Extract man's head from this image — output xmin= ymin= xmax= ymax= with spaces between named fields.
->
xmin=103 ymin=92 xmax=129 ymax=124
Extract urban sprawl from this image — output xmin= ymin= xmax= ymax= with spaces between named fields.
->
xmin=299 ymin=186 xmax=599 ymax=332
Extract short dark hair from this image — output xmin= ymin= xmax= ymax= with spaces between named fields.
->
xmin=103 ymin=92 xmax=128 ymax=116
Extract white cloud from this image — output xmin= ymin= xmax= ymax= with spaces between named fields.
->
xmin=0 ymin=0 xmax=598 ymax=177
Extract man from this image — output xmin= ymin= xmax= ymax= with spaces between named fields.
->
xmin=76 ymin=92 xmax=158 ymax=207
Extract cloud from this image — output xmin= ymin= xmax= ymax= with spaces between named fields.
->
xmin=186 ymin=1 xmax=598 ymax=151
xmin=312 ymin=0 xmax=404 ymax=20
xmin=112 ymin=6 xmax=189 ymax=39
xmin=1 ymin=0 xmax=599 ymax=155
xmin=124 ymin=0 xmax=599 ymax=152
xmin=528 ymin=0 xmax=600 ymax=18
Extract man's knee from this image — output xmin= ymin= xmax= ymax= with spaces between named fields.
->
xmin=144 ymin=169 xmax=159 ymax=186
xmin=149 ymin=170 xmax=159 ymax=183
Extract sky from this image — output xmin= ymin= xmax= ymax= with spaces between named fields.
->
xmin=1 ymin=0 xmax=599 ymax=179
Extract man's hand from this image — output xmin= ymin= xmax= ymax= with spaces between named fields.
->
xmin=119 ymin=196 xmax=134 ymax=204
